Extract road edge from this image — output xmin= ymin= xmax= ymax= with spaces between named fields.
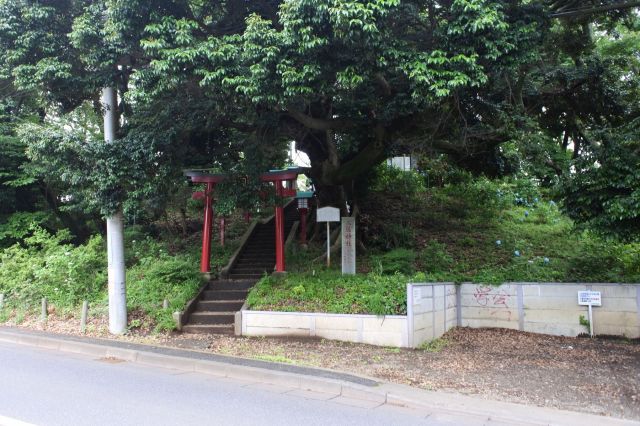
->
xmin=0 ymin=328 xmax=637 ymax=426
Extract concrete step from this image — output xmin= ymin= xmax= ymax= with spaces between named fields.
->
xmin=243 ymin=244 xmax=275 ymax=249
xmin=234 ymin=258 xmax=272 ymax=263
xmin=228 ymin=273 xmax=264 ymax=280
xmin=240 ymin=248 xmax=274 ymax=253
xmin=207 ymin=280 xmax=255 ymax=290
xmin=196 ymin=300 xmax=245 ymax=311
xmin=240 ymin=251 xmax=274 ymax=256
xmin=242 ymin=250 xmax=274 ymax=255
xmin=189 ymin=312 xmax=235 ymax=325
xmin=236 ymin=256 xmax=275 ymax=263
xmin=182 ymin=324 xmax=234 ymax=335
xmin=232 ymin=265 xmax=273 ymax=271
xmin=201 ymin=289 xmax=249 ymax=300
xmin=231 ymin=266 xmax=269 ymax=272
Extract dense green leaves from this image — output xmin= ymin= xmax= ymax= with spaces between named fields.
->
xmin=0 ymin=0 xmax=638 ymax=239
xmin=562 ymin=119 xmax=640 ymax=240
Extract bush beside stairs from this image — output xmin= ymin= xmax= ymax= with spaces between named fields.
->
xmin=182 ymin=203 xmax=300 ymax=334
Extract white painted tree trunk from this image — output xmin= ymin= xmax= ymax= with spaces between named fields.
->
xmin=102 ymin=87 xmax=127 ymax=334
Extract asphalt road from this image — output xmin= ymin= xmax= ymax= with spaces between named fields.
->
xmin=0 ymin=342 xmax=489 ymax=426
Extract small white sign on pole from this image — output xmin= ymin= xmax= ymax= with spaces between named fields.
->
xmin=317 ymin=207 xmax=340 ymax=267
xmin=341 ymin=217 xmax=356 ymax=275
xmin=577 ymin=290 xmax=601 ymax=337
xmin=317 ymin=207 xmax=340 ymax=223
xmin=578 ymin=291 xmax=601 ymax=306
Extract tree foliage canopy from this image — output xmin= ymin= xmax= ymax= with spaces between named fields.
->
xmin=0 ymin=0 xmax=638 ymax=238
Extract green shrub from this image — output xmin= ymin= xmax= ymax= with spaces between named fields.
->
xmin=371 ymin=164 xmax=426 ymax=195
xmin=619 ymin=244 xmax=640 ymax=279
xmin=503 ymin=176 xmax=542 ymax=207
xmin=0 ymin=212 xmax=51 ymax=248
xmin=0 ymin=227 xmax=106 ymax=309
xmin=441 ymin=177 xmax=511 ymax=221
xmin=418 ymin=241 xmax=453 ymax=273
xmin=371 ymin=248 xmax=416 ymax=275
xmin=127 ymin=252 xmax=203 ymax=332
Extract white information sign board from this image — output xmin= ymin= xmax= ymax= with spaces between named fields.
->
xmin=341 ymin=217 xmax=356 ymax=275
xmin=578 ymin=290 xmax=601 ymax=337
xmin=317 ymin=206 xmax=340 ymax=267
xmin=578 ymin=291 xmax=602 ymax=306
xmin=317 ymin=207 xmax=340 ymax=222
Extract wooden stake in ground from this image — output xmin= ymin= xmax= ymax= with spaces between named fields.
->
xmin=41 ymin=298 xmax=47 ymax=323
xmin=80 ymin=301 xmax=88 ymax=333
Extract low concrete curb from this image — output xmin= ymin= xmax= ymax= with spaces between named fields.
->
xmin=0 ymin=328 xmax=637 ymax=426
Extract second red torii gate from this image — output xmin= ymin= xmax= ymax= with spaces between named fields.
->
xmin=260 ymin=168 xmax=299 ymax=273
xmin=185 ymin=168 xmax=303 ymax=274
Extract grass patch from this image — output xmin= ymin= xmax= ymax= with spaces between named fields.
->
xmin=247 ymin=270 xmax=409 ymax=315
xmin=253 ymin=354 xmax=296 ymax=364
xmin=418 ymin=337 xmax=449 ymax=352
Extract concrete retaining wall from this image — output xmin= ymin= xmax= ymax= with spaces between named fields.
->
xmin=241 ymin=310 xmax=408 ymax=347
xmin=459 ymin=282 xmax=640 ymax=338
xmin=240 ymin=282 xmax=639 ymax=348
xmin=407 ymin=283 xmax=457 ymax=348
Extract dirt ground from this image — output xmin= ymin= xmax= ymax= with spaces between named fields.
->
xmin=4 ymin=315 xmax=639 ymax=421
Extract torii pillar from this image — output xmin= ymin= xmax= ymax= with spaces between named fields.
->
xmin=261 ymin=169 xmax=301 ymax=273
xmin=185 ymin=171 xmax=225 ymax=273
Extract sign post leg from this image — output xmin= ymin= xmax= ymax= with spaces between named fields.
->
xmin=326 ymin=222 xmax=330 ymax=268
xmin=588 ymin=304 xmax=594 ymax=337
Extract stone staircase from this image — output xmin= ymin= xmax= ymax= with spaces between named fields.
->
xmin=182 ymin=203 xmax=299 ymax=334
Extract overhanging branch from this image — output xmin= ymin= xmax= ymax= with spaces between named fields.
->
xmin=550 ymin=1 xmax=640 ymax=17
xmin=287 ymin=108 xmax=352 ymax=131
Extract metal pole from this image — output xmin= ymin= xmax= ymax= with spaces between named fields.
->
xmin=163 ymin=299 xmax=169 ymax=310
xmin=107 ymin=212 xmax=127 ymax=334
xmin=326 ymin=222 xmax=330 ymax=267
xmin=80 ymin=301 xmax=88 ymax=333
xmin=588 ymin=304 xmax=594 ymax=337
xmin=0 ymin=293 xmax=4 ymax=310
xmin=102 ymin=86 xmax=127 ymax=335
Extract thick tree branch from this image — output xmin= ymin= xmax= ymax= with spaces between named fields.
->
xmin=287 ymin=107 xmax=352 ymax=131
xmin=550 ymin=1 xmax=640 ymax=17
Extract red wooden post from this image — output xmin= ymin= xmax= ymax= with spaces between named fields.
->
xmin=260 ymin=168 xmax=302 ymax=274
xmin=200 ymin=182 xmax=214 ymax=273
xmin=299 ymin=208 xmax=308 ymax=245
xmin=274 ymin=182 xmax=285 ymax=273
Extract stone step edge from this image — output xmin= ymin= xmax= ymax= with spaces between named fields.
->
xmin=0 ymin=329 xmax=631 ymax=426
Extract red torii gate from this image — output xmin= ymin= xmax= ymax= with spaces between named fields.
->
xmin=185 ymin=168 xmax=303 ymax=274
xmin=184 ymin=170 xmax=225 ymax=273
xmin=260 ymin=169 xmax=299 ymax=273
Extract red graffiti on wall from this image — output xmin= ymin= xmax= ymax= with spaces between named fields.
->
xmin=473 ymin=285 xmax=512 ymax=319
